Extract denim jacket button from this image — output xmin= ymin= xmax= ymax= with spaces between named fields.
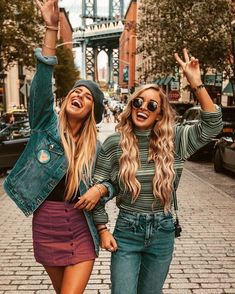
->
xmin=49 ymin=144 xmax=54 ymax=150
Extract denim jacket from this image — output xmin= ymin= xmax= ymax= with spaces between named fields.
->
xmin=4 ymin=48 xmax=101 ymax=255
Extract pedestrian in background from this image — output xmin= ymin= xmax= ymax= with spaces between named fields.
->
xmin=3 ymin=0 xmax=109 ymax=293
xmin=5 ymin=113 xmax=15 ymax=125
xmin=89 ymin=49 xmax=223 ymax=293
xmin=104 ymin=104 xmax=112 ymax=123
xmin=112 ymin=106 xmax=120 ymax=123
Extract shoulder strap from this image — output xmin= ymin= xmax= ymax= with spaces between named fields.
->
xmin=172 ymin=179 xmax=179 ymax=219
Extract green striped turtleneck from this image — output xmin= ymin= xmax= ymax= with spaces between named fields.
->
xmin=93 ymin=107 xmax=223 ymax=224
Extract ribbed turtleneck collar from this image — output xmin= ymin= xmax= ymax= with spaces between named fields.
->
xmin=134 ymin=128 xmax=152 ymax=138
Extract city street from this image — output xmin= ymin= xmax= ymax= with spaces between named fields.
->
xmin=0 ymin=122 xmax=235 ymax=293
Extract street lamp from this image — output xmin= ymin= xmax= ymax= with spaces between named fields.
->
xmin=73 ymin=26 xmax=86 ymax=79
xmin=231 ymin=20 xmax=235 ymax=102
xmin=0 ymin=71 xmax=7 ymax=113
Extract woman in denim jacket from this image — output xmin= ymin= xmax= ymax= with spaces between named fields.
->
xmin=89 ymin=49 xmax=223 ymax=293
xmin=3 ymin=0 xmax=110 ymax=293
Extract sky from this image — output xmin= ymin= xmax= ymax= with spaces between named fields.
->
xmin=60 ymin=0 xmax=130 ymax=28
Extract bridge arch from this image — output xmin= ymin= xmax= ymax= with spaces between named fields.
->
xmin=73 ymin=0 xmax=125 ymax=85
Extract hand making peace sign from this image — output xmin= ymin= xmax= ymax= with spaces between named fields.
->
xmin=174 ymin=48 xmax=203 ymax=88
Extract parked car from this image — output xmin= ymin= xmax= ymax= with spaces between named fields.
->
xmin=170 ymin=102 xmax=194 ymax=122
xmin=0 ymin=120 xmax=30 ymax=172
xmin=0 ymin=109 xmax=28 ymax=130
xmin=178 ymin=106 xmax=235 ymax=160
xmin=214 ymin=135 xmax=235 ymax=174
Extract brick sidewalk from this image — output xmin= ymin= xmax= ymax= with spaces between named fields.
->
xmin=0 ymin=168 xmax=235 ymax=293
xmin=0 ymin=120 xmax=235 ymax=293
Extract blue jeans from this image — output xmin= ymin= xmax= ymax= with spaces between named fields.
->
xmin=111 ymin=209 xmax=175 ymax=294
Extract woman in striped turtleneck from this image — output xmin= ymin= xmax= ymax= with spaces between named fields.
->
xmin=89 ymin=49 xmax=223 ymax=294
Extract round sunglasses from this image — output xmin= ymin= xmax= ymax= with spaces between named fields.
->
xmin=132 ymin=97 xmax=158 ymax=112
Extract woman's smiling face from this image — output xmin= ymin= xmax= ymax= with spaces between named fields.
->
xmin=131 ymin=88 xmax=162 ymax=130
xmin=65 ymin=86 xmax=94 ymax=121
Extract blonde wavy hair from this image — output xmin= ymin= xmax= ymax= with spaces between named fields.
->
xmin=59 ymin=89 xmax=97 ymax=201
xmin=116 ymin=84 xmax=176 ymax=211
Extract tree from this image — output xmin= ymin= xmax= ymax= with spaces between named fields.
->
xmin=54 ymin=43 xmax=80 ymax=100
xmin=137 ymin=0 xmax=233 ymax=78
xmin=0 ymin=0 xmax=43 ymax=72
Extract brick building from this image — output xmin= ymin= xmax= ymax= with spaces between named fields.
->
xmin=59 ymin=8 xmax=74 ymax=50
xmin=119 ymin=0 xmax=137 ymax=94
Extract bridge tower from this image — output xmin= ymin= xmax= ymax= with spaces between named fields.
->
xmin=82 ymin=0 xmax=124 ymax=23
xmin=79 ymin=0 xmax=124 ymax=85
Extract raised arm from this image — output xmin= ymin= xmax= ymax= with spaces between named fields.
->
xmin=29 ymin=0 xmax=59 ymax=130
xmin=36 ymin=0 xmax=59 ymax=57
xmin=174 ymin=48 xmax=216 ymax=112
xmin=174 ymin=48 xmax=223 ymax=159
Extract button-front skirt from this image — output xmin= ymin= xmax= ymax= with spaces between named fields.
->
xmin=32 ymin=200 xmax=97 ymax=266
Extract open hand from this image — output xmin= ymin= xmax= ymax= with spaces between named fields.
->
xmin=174 ymin=48 xmax=202 ymax=88
xmin=35 ymin=0 xmax=59 ymax=27
xmin=73 ymin=186 xmax=102 ymax=211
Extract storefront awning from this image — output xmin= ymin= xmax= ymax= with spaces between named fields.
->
xmin=155 ymin=76 xmax=174 ymax=86
xmin=154 ymin=79 xmax=160 ymax=84
xmin=204 ymin=75 xmax=216 ymax=86
xmin=222 ymin=82 xmax=235 ymax=97
xmin=203 ymin=74 xmax=223 ymax=86
xmin=163 ymin=76 xmax=174 ymax=86
xmin=158 ymin=78 xmax=166 ymax=85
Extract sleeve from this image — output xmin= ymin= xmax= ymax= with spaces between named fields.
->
xmin=29 ymin=48 xmax=58 ymax=130
xmin=92 ymin=202 xmax=109 ymax=225
xmin=92 ymin=140 xmax=116 ymax=203
xmin=93 ymin=137 xmax=119 ymax=203
xmin=92 ymin=136 xmax=119 ymax=225
xmin=175 ymin=105 xmax=223 ymax=160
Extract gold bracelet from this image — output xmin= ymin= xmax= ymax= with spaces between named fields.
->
xmin=94 ymin=184 xmax=103 ymax=197
xmin=43 ymin=43 xmax=56 ymax=50
xmin=46 ymin=25 xmax=59 ymax=31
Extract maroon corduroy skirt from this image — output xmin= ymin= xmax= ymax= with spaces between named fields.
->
xmin=32 ymin=200 xmax=97 ymax=266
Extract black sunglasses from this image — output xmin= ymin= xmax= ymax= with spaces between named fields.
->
xmin=132 ymin=97 xmax=158 ymax=112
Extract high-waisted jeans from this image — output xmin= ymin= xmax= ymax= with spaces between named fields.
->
xmin=111 ymin=209 xmax=175 ymax=294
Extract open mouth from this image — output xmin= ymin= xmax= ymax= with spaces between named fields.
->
xmin=71 ymin=99 xmax=82 ymax=108
xmin=137 ymin=111 xmax=148 ymax=120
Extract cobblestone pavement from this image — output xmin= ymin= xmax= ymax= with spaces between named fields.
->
xmin=0 ymin=122 xmax=234 ymax=293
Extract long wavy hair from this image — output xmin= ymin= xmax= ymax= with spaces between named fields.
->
xmin=59 ymin=89 xmax=97 ymax=201
xmin=116 ymin=84 xmax=176 ymax=211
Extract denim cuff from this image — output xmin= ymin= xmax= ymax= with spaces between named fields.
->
xmin=34 ymin=48 xmax=58 ymax=65
xmin=100 ymin=182 xmax=116 ymax=205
